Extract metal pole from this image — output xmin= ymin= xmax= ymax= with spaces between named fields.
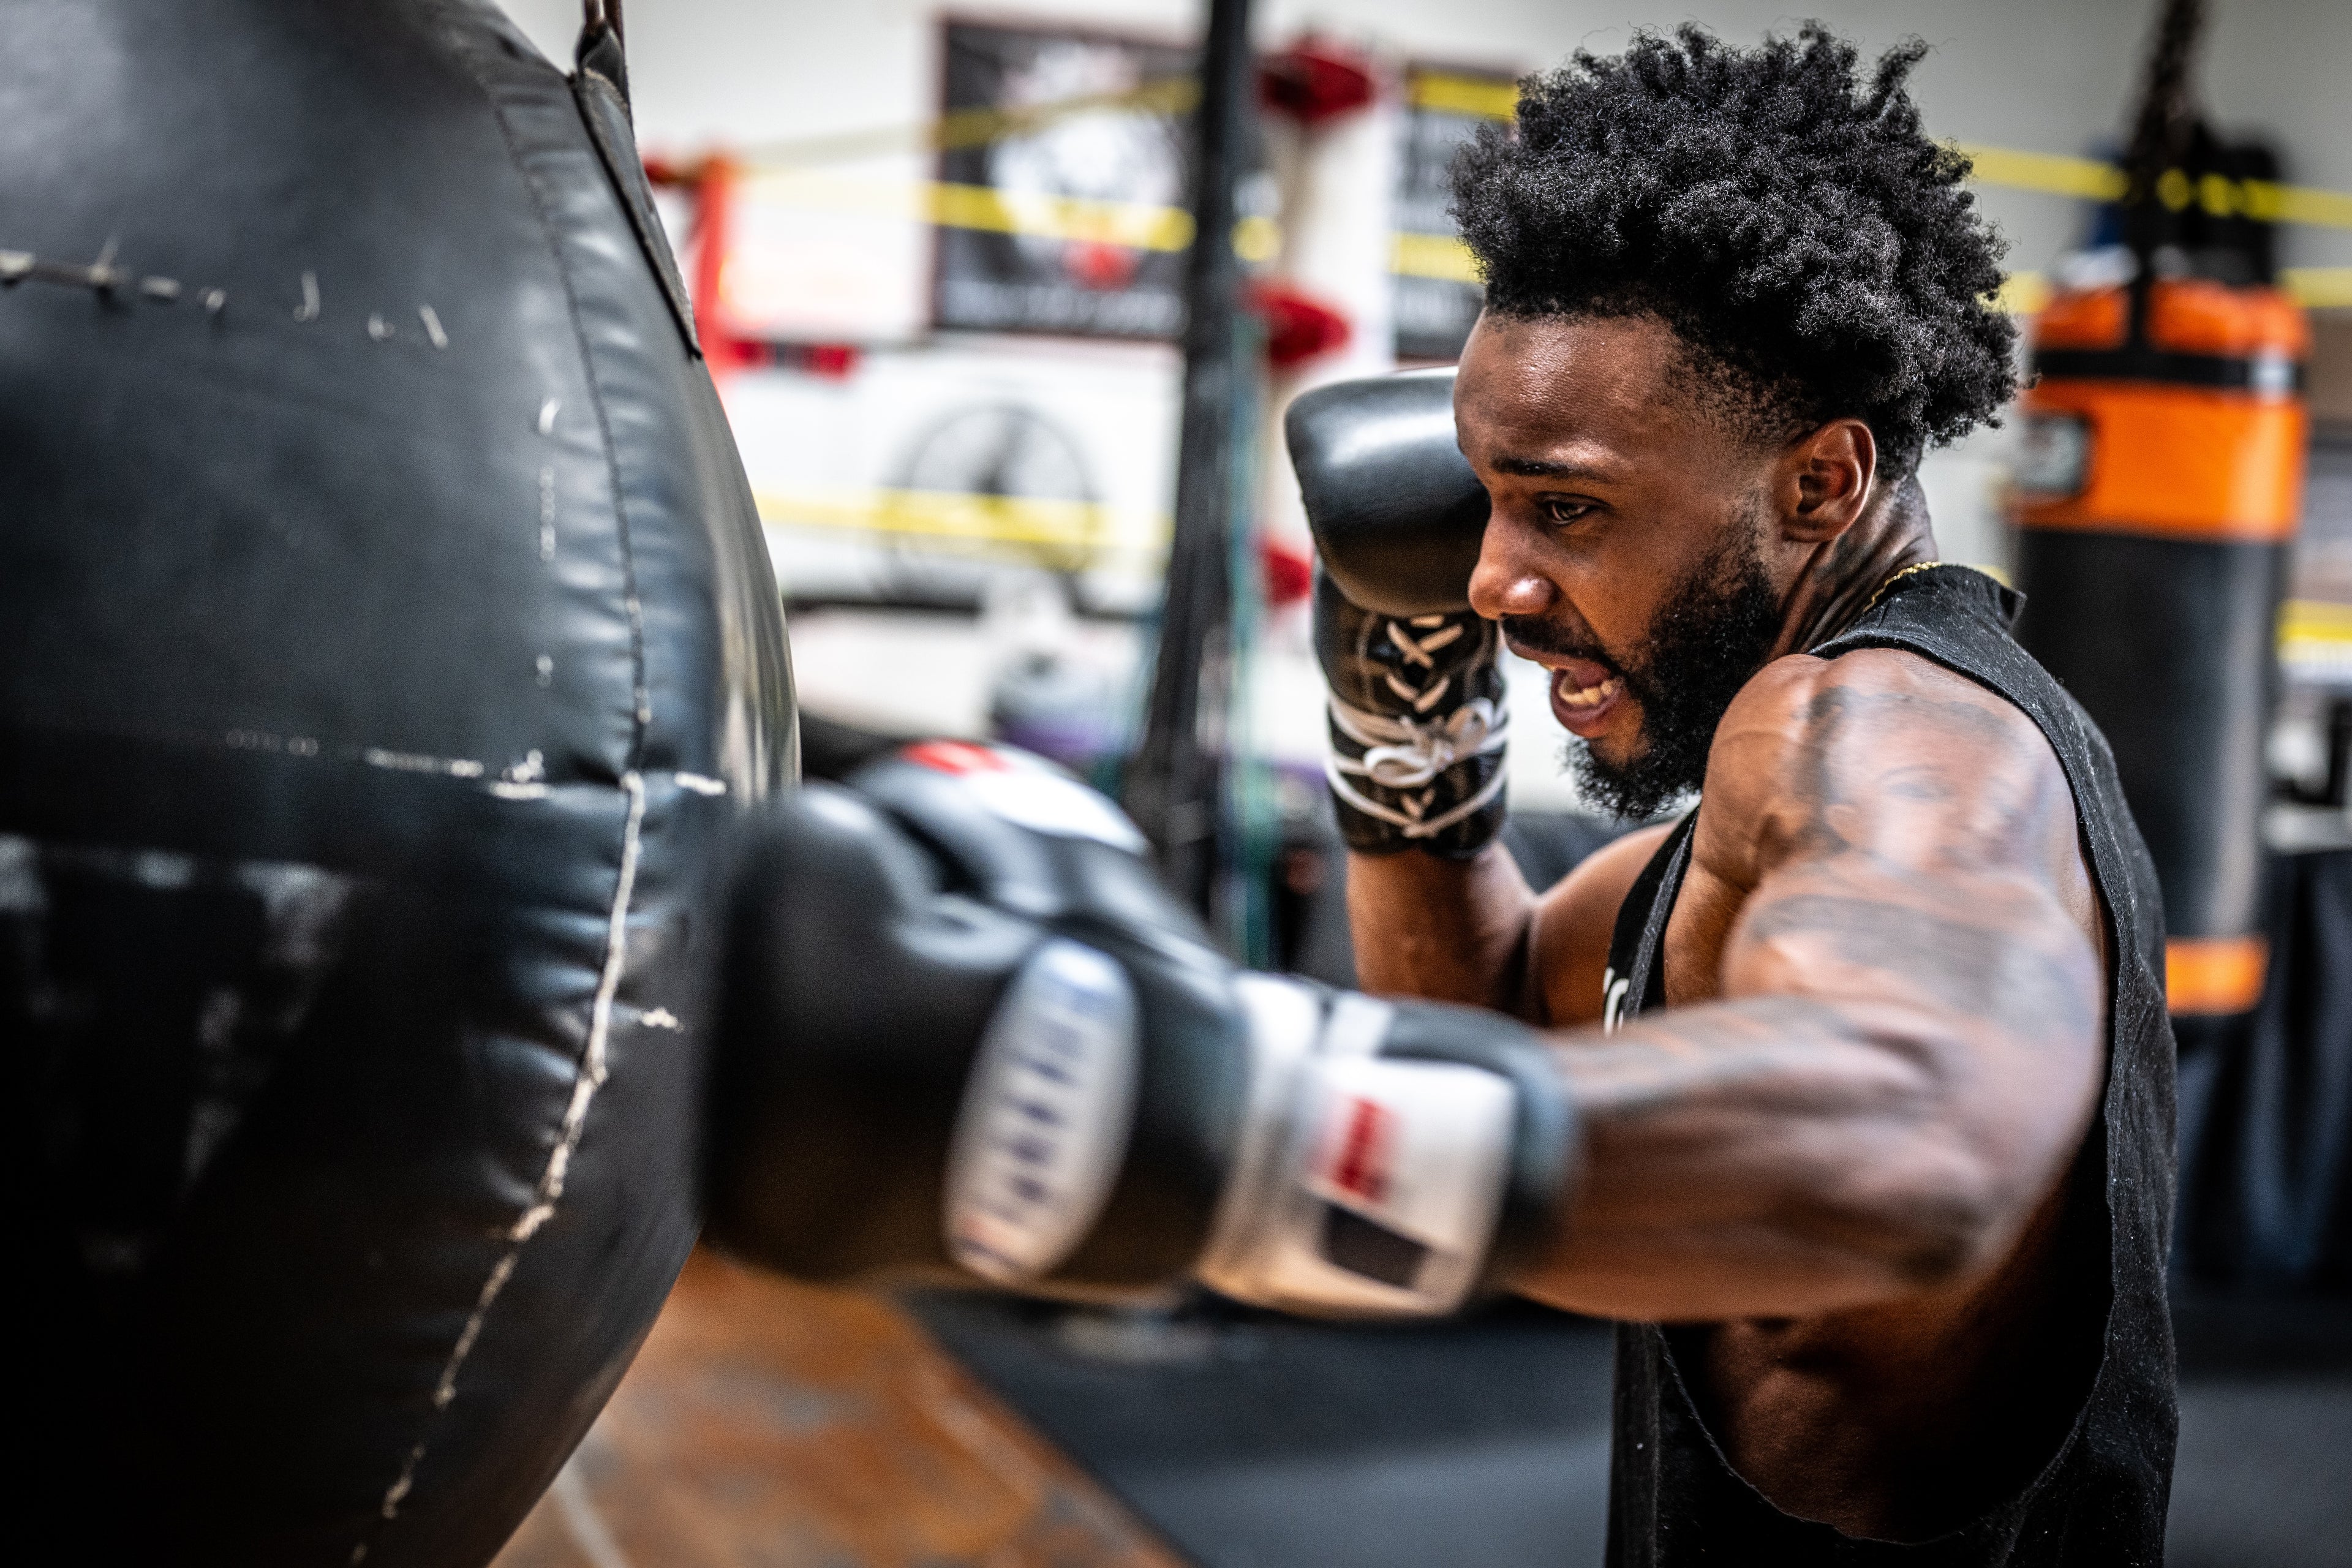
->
xmin=1126 ymin=0 xmax=1255 ymax=921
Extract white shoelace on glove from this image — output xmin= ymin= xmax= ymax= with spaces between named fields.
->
xmin=1323 ymin=611 xmax=1510 ymax=843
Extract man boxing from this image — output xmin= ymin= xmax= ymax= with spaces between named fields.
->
xmin=710 ymin=24 xmax=2171 ymax=1567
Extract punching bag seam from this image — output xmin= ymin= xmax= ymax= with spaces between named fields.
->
xmin=571 ymin=64 xmax=701 ymax=357
xmin=350 ymin=771 xmax=647 ymax=1564
xmin=346 ymin=10 xmax=657 ymax=1557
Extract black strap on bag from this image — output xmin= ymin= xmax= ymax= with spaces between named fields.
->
xmin=568 ymin=0 xmax=702 ymax=353
xmin=576 ymin=0 xmax=629 ymax=110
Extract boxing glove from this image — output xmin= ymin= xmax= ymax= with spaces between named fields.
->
xmin=706 ymin=742 xmax=1578 ymax=1317
xmin=1289 ymin=371 xmax=1509 ymax=858
xmin=1285 ymin=369 xmax=1489 ymax=619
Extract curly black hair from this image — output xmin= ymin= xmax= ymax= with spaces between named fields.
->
xmin=1451 ymin=23 xmax=2016 ymax=473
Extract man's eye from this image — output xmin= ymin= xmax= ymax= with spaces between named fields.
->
xmin=1541 ymin=499 xmax=1593 ymax=526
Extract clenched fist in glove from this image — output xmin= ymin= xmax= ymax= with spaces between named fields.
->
xmin=1289 ymin=370 xmax=1509 ymax=859
xmin=707 ymin=742 xmax=1577 ymax=1318
xmin=1315 ymin=574 xmax=1509 ymax=859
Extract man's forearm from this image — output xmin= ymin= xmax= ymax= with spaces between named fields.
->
xmin=1346 ymin=842 xmax=1537 ymax=1014
xmin=1507 ymin=993 xmax=2089 ymax=1323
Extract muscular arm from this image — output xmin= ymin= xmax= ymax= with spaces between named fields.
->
xmin=1345 ymin=842 xmax=1540 ymax=1015
xmin=1505 ymin=652 xmax=2108 ymax=1322
xmin=1349 ymin=821 xmax=1672 ymax=1023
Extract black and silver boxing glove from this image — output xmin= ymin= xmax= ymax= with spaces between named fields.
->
xmin=1287 ymin=370 xmax=1509 ymax=859
xmin=707 ymin=742 xmax=1577 ymax=1317
xmin=1313 ymin=571 xmax=1509 ymax=859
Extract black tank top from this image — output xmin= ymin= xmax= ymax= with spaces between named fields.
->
xmin=1601 ymin=565 xmax=2177 ymax=1566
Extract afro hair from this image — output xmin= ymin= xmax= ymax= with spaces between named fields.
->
xmin=1451 ymin=23 xmax=2017 ymax=473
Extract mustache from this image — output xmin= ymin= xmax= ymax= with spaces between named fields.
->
xmin=1498 ymin=615 xmax=1623 ymax=674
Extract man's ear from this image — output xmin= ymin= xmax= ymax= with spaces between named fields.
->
xmin=1776 ymin=418 xmax=1876 ymax=543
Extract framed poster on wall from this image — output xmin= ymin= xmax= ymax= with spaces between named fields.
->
xmin=933 ymin=18 xmax=1197 ymax=339
xmin=1392 ymin=64 xmax=1517 ymax=362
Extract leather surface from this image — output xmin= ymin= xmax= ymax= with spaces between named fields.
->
xmin=1375 ymin=1000 xmax=1577 ymax=1288
xmin=1 ymin=1 xmax=793 ymax=1561
xmin=1286 ymin=369 xmax=1490 ymax=619
xmin=2013 ymin=530 xmax=2282 ymax=941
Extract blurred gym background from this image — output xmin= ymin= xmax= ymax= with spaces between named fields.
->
xmin=486 ymin=1 xmax=2352 ymax=1564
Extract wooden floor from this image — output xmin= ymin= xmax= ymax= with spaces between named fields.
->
xmin=492 ymin=1248 xmax=1185 ymax=1568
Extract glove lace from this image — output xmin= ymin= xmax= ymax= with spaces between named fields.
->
xmin=1325 ymin=610 xmax=1511 ymax=842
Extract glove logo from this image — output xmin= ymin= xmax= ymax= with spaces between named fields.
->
xmin=899 ymin=742 xmax=1149 ymax=855
xmin=944 ymin=939 xmax=1140 ymax=1286
xmin=901 ymin=740 xmax=1009 ymax=775
xmin=1324 ymin=1096 xmax=1393 ymax=1204
xmin=1294 ymin=1058 xmax=1517 ymax=1309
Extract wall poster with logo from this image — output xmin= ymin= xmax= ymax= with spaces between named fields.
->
xmin=934 ymin=18 xmax=1198 ymax=339
xmin=1392 ymin=65 xmax=1518 ymax=362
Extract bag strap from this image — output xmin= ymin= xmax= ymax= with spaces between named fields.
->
xmin=576 ymin=0 xmax=629 ymax=113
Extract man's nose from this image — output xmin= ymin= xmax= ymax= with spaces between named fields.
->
xmin=1467 ymin=513 xmax=1559 ymax=622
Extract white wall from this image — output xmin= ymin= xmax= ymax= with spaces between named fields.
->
xmin=503 ymin=0 xmax=2352 ymax=279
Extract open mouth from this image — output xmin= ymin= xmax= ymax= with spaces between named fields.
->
xmin=1504 ymin=633 xmax=1626 ymax=738
xmin=1547 ymin=668 xmax=1623 ymax=736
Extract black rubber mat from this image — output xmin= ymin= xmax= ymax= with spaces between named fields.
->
xmin=913 ymin=1291 xmax=2352 ymax=1568
xmin=908 ymin=1293 xmax=1615 ymax=1568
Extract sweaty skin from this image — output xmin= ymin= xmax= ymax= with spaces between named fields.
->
xmin=1346 ymin=314 xmax=2109 ymax=1542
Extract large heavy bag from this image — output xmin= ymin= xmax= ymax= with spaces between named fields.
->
xmin=2011 ymin=278 xmax=2307 ymax=1032
xmin=0 ymin=1 xmax=794 ymax=1561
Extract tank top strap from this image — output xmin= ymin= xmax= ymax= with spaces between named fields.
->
xmin=1601 ymin=810 xmax=1698 ymax=1030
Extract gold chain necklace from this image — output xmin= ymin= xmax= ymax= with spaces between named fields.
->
xmin=1860 ymin=558 xmax=1954 ymax=617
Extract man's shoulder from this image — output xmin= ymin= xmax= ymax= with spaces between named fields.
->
xmin=1696 ymin=646 xmax=2070 ymax=886
xmin=1724 ymin=644 xmax=2032 ymax=731
xmin=1714 ymin=645 xmax=2050 ymax=778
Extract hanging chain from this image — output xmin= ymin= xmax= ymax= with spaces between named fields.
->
xmin=2122 ymin=0 xmax=2203 ymax=208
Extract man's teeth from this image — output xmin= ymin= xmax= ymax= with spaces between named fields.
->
xmin=1559 ymin=675 xmax=1621 ymax=709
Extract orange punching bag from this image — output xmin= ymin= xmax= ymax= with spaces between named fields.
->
xmin=2011 ymin=0 xmax=2308 ymax=1031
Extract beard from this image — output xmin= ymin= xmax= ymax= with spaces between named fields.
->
xmin=1503 ymin=519 xmax=1783 ymax=822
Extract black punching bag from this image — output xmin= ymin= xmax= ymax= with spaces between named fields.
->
xmin=0 ymin=2 xmax=794 ymax=1562
xmin=2010 ymin=0 xmax=2305 ymax=1031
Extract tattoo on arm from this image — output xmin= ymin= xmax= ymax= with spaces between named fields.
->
xmin=1738 ymin=894 xmax=2099 ymax=1042
xmin=1522 ymin=656 xmax=2108 ymax=1313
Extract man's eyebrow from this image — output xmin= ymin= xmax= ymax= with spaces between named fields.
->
xmin=1489 ymin=454 xmax=1611 ymax=481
